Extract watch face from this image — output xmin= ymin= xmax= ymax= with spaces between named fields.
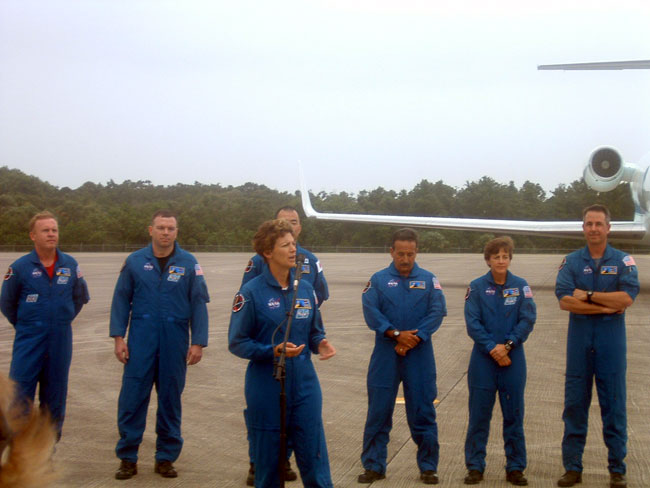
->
xmin=393 ymin=330 xmax=400 ymax=337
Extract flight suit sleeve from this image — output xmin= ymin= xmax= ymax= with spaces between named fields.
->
xmin=308 ymin=304 xmax=326 ymax=354
xmin=189 ymin=262 xmax=210 ymax=347
xmin=0 ymin=265 xmax=20 ymax=326
xmin=464 ymin=283 xmax=497 ymax=354
xmin=362 ymin=275 xmax=394 ymax=336
xmin=313 ymin=259 xmax=329 ymax=306
xmin=555 ymin=256 xmax=575 ymax=300
xmin=414 ymin=279 xmax=447 ymax=342
xmin=240 ymin=255 xmax=262 ymax=287
xmin=109 ymin=259 xmax=135 ymax=338
xmin=507 ymin=282 xmax=536 ymax=347
xmin=228 ymin=290 xmax=274 ymax=361
xmin=73 ymin=264 xmax=90 ymax=318
xmin=617 ymin=255 xmax=640 ymax=301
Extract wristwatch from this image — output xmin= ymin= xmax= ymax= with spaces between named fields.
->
xmin=504 ymin=340 xmax=514 ymax=351
xmin=391 ymin=330 xmax=401 ymax=339
xmin=586 ymin=290 xmax=594 ymax=303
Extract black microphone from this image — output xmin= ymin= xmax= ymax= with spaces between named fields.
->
xmin=293 ymin=254 xmax=306 ymax=291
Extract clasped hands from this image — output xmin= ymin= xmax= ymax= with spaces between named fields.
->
xmin=274 ymin=338 xmax=336 ymax=360
xmin=490 ymin=344 xmax=511 ymax=367
xmin=394 ymin=329 xmax=420 ymax=357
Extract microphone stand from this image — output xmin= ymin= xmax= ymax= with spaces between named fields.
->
xmin=274 ymin=255 xmax=305 ymax=488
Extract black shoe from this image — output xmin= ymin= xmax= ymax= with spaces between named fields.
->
xmin=506 ymin=470 xmax=528 ymax=486
xmin=464 ymin=470 xmax=484 ymax=485
xmin=115 ymin=460 xmax=137 ymax=480
xmin=610 ymin=472 xmax=627 ymax=488
xmin=421 ymin=470 xmax=439 ymax=485
xmin=285 ymin=459 xmax=298 ymax=481
xmin=557 ymin=471 xmax=581 ymax=487
xmin=154 ymin=460 xmax=178 ymax=478
xmin=247 ymin=462 xmax=255 ymax=486
xmin=358 ymin=469 xmax=385 ymax=483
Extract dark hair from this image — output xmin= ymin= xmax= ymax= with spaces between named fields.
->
xmin=483 ymin=236 xmax=514 ymax=261
xmin=29 ymin=211 xmax=57 ymax=232
xmin=151 ymin=210 xmax=178 ymax=226
xmin=274 ymin=206 xmax=299 ymax=218
xmin=582 ymin=204 xmax=610 ymax=224
xmin=253 ymin=219 xmax=295 ymax=259
xmin=391 ymin=228 xmax=419 ymax=247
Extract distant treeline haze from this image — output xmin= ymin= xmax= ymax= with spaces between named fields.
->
xmin=0 ymin=166 xmax=636 ymax=252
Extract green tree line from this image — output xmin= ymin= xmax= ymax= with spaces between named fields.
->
xmin=0 ymin=166 xmax=638 ymax=252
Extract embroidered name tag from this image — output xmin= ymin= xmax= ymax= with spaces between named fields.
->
xmin=505 ymin=296 xmax=517 ymax=306
xmin=26 ymin=294 xmax=38 ymax=303
xmin=296 ymin=309 xmax=310 ymax=319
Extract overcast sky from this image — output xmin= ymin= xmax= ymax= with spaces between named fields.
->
xmin=1 ymin=0 xmax=649 ymax=197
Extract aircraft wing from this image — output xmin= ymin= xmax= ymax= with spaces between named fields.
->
xmin=538 ymin=60 xmax=650 ymax=70
xmin=299 ymin=168 xmax=647 ymax=242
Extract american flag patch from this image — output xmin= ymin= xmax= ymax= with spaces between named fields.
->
xmin=623 ymin=255 xmax=636 ymax=267
xmin=523 ymin=286 xmax=533 ymax=298
xmin=433 ymin=278 xmax=442 ymax=290
xmin=195 ymin=264 xmax=204 ymax=276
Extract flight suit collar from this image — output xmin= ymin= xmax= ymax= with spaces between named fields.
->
xmin=388 ymin=261 xmax=420 ymax=279
xmin=261 ymin=263 xmax=295 ymax=290
xmin=28 ymin=248 xmax=60 ymax=266
xmin=484 ymin=269 xmax=513 ymax=287
xmin=579 ymin=243 xmax=613 ymax=262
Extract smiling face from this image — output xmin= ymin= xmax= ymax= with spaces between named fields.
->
xmin=30 ymin=218 xmax=59 ymax=253
xmin=582 ymin=210 xmax=610 ymax=247
xmin=487 ymin=247 xmax=511 ymax=281
xmin=264 ymin=231 xmax=297 ymax=271
xmin=149 ymin=216 xmax=178 ymax=256
xmin=390 ymin=239 xmax=417 ymax=277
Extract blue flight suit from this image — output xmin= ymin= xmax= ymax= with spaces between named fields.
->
xmin=0 ymin=249 xmax=89 ymax=437
xmin=464 ymin=271 xmax=536 ymax=473
xmin=241 ymin=244 xmax=329 ymax=306
xmin=229 ymin=266 xmax=333 ymax=488
xmin=555 ymin=244 xmax=639 ymax=474
xmin=361 ymin=262 xmax=446 ymax=475
xmin=110 ymin=243 xmax=209 ymax=463
xmin=241 ymin=244 xmax=329 ymax=465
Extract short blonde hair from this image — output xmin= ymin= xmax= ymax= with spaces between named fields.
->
xmin=29 ymin=211 xmax=57 ymax=232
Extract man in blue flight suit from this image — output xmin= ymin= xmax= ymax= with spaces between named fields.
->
xmin=1 ymin=211 xmax=89 ymax=440
xmin=555 ymin=204 xmax=639 ymax=488
xmin=241 ymin=205 xmax=328 ymax=485
xmin=110 ymin=210 xmax=209 ymax=480
xmin=359 ymin=228 xmax=446 ymax=485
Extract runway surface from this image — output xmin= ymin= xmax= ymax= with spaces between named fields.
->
xmin=1 ymin=252 xmax=649 ymax=487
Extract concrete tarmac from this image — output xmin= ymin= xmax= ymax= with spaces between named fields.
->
xmin=1 ymin=252 xmax=649 ymax=487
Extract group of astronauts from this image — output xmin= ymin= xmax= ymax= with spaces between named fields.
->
xmin=0 ymin=203 xmax=638 ymax=488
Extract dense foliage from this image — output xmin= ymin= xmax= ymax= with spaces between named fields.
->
xmin=0 ymin=166 xmax=637 ymax=252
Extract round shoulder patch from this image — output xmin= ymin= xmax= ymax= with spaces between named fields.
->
xmin=558 ymin=257 xmax=566 ymax=271
xmin=362 ymin=280 xmax=372 ymax=294
xmin=232 ymin=293 xmax=246 ymax=312
xmin=464 ymin=286 xmax=471 ymax=300
xmin=4 ymin=266 xmax=14 ymax=281
xmin=244 ymin=260 xmax=254 ymax=273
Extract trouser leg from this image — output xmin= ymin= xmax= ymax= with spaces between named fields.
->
xmin=595 ymin=371 xmax=627 ymax=474
xmin=465 ymin=386 xmax=496 ymax=472
xmin=361 ymin=382 xmax=399 ymax=474
xmin=562 ymin=373 xmax=593 ymax=472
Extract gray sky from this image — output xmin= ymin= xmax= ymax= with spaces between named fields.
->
xmin=1 ymin=0 xmax=649 ymax=197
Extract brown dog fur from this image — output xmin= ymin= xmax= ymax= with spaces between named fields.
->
xmin=0 ymin=374 xmax=58 ymax=488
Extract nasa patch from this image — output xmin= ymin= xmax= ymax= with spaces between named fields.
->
xmin=387 ymin=279 xmax=399 ymax=288
xmin=144 ymin=262 xmax=154 ymax=271
xmin=583 ymin=266 xmax=592 ymax=275
xmin=267 ymin=297 xmax=281 ymax=310
xmin=31 ymin=268 xmax=42 ymax=278
xmin=485 ymin=287 xmax=496 ymax=296
xmin=4 ymin=267 xmax=14 ymax=281
xmin=232 ymin=293 xmax=246 ymax=312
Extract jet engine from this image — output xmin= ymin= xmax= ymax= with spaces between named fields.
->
xmin=584 ymin=146 xmax=648 ymax=213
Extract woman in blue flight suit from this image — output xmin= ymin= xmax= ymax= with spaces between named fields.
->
xmin=463 ymin=237 xmax=536 ymax=486
xmin=228 ymin=219 xmax=336 ymax=488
